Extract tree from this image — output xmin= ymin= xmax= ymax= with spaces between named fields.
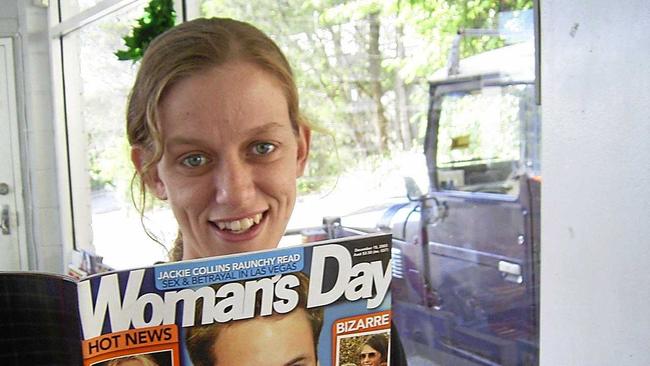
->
xmin=115 ymin=0 xmax=176 ymax=62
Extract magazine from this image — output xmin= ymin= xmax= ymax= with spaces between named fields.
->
xmin=0 ymin=232 xmax=392 ymax=366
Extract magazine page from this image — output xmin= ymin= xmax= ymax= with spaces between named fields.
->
xmin=0 ymin=272 xmax=83 ymax=366
xmin=77 ymin=232 xmax=392 ymax=366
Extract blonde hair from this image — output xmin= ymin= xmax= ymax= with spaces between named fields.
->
xmin=126 ymin=18 xmax=310 ymax=261
xmin=106 ymin=354 xmax=158 ymax=366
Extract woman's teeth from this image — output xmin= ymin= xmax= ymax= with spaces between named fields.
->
xmin=216 ymin=213 xmax=263 ymax=232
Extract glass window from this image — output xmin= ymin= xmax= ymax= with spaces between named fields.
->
xmin=51 ymin=1 xmax=541 ymax=364
xmin=59 ymin=0 xmax=175 ymax=269
xmin=193 ymin=0 xmax=433 ymax=232
xmin=435 ymin=84 xmax=535 ymax=195
xmin=59 ymin=0 xmax=116 ymax=21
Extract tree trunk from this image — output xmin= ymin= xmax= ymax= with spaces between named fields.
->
xmin=368 ymin=11 xmax=389 ymax=153
xmin=394 ymin=22 xmax=413 ymax=150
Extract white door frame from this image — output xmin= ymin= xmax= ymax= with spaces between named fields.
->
xmin=0 ymin=37 xmax=29 ymax=270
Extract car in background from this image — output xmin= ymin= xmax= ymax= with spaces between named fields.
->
xmin=341 ymin=36 xmax=541 ymax=365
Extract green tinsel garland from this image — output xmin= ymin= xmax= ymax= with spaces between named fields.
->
xmin=115 ymin=0 xmax=176 ymax=62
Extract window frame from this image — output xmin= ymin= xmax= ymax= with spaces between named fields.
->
xmin=48 ymin=0 xmax=186 ymax=254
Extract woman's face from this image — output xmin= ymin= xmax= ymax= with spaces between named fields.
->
xmin=359 ymin=344 xmax=382 ymax=366
xmin=137 ymin=62 xmax=309 ymax=259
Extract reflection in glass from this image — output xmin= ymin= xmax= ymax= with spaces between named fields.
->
xmin=60 ymin=0 xmax=109 ymax=21
xmin=436 ymin=85 xmax=535 ymax=195
xmin=62 ymin=1 xmax=174 ymax=269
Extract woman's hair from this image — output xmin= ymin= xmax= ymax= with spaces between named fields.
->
xmin=106 ymin=354 xmax=158 ymax=366
xmin=126 ymin=18 xmax=310 ymax=261
xmin=360 ymin=333 xmax=389 ymax=363
xmin=184 ymin=272 xmax=323 ymax=366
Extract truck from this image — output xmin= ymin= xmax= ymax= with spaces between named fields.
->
xmin=342 ymin=33 xmax=541 ymax=365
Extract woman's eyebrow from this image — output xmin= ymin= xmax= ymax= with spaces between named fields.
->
xmin=244 ymin=121 xmax=291 ymax=135
xmin=164 ymin=122 xmax=290 ymax=147
xmin=283 ymin=355 xmax=308 ymax=366
xmin=164 ymin=136 xmax=205 ymax=147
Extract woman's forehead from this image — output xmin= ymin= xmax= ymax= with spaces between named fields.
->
xmin=166 ymin=61 xmax=286 ymax=101
xmin=157 ymin=62 xmax=292 ymax=140
xmin=362 ymin=344 xmax=378 ymax=352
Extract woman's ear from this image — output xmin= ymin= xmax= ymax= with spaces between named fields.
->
xmin=131 ymin=146 xmax=167 ymax=200
xmin=296 ymin=126 xmax=311 ymax=177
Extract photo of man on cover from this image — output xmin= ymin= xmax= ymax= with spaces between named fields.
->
xmin=184 ymin=272 xmax=323 ymax=366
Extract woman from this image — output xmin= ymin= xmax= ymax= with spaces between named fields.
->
xmin=128 ymin=17 xmax=310 ymax=261
xmin=127 ymin=17 xmax=405 ymax=365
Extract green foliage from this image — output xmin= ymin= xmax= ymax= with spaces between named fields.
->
xmin=115 ymin=0 xmax=176 ymax=62
xmin=298 ymin=128 xmax=343 ymax=194
xmin=405 ymin=0 xmax=534 ymax=61
xmin=437 ymin=85 xmax=526 ymax=166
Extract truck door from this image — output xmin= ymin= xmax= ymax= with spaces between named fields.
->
xmin=404 ymin=75 xmax=540 ymax=365
xmin=393 ymin=75 xmax=540 ymax=365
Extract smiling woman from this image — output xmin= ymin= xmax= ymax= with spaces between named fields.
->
xmin=127 ymin=18 xmax=310 ymax=261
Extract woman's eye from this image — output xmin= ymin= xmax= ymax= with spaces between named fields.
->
xmin=252 ymin=142 xmax=276 ymax=156
xmin=181 ymin=154 xmax=208 ymax=167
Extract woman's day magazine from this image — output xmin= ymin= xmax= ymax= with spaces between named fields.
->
xmin=0 ymin=232 xmax=392 ymax=366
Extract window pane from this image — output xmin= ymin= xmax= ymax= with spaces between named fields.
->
xmin=195 ymin=0 xmax=432 ymax=231
xmin=61 ymin=1 xmax=174 ymax=269
xmin=178 ymin=3 xmax=542 ymax=366
xmin=59 ymin=0 xmax=108 ymax=21
xmin=435 ymin=84 xmax=534 ymax=195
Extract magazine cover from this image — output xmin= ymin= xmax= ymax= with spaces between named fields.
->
xmin=0 ymin=232 xmax=392 ymax=366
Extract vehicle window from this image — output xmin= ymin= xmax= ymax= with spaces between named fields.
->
xmin=436 ymin=84 xmax=533 ymax=195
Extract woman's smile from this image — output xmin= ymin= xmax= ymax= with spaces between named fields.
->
xmin=211 ymin=212 xmax=264 ymax=232
xmin=208 ymin=211 xmax=267 ymax=242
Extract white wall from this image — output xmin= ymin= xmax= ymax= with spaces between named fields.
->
xmin=0 ymin=1 xmax=63 ymax=272
xmin=540 ymin=1 xmax=650 ymax=365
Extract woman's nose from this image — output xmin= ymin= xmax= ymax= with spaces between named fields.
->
xmin=213 ymin=156 xmax=255 ymax=206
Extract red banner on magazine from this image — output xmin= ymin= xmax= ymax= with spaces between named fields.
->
xmin=331 ymin=310 xmax=392 ymax=364
xmin=82 ymin=324 xmax=180 ymax=365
